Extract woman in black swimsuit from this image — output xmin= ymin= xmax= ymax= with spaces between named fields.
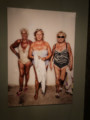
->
xmin=50 ymin=31 xmax=73 ymax=98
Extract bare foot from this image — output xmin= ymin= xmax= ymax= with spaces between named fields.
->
xmin=16 ymin=91 xmax=22 ymax=96
xmin=34 ymin=94 xmax=38 ymax=100
xmin=55 ymin=93 xmax=60 ymax=98
xmin=59 ymin=87 xmax=63 ymax=92
xmin=24 ymin=86 xmax=28 ymax=92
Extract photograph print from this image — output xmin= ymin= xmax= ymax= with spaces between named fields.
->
xmin=8 ymin=7 xmax=76 ymax=106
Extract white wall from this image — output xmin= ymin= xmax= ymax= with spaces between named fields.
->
xmin=8 ymin=7 xmax=76 ymax=86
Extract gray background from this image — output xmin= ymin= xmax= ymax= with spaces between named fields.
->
xmin=0 ymin=0 xmax=89 ymax=120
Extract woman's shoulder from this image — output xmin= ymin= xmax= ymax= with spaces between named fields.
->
xmin=44 ymin=41 xmax=50 ymax=46
xmin=16 ymin=39 xmax=21 ymax=43
xmin=28 ymin=39 xmax=33 ymax=43
xmin=66 ymin=42 xmax=70 ymax=47
xmin=30 ymin=41 xmax=36 ymax=47
xmin=14 ymin=39 xmax=21 ymax=45
xmin=65 ymin=42 xmax=72 ymax=51
xmin=53 ymin=43 xmax=57 ymax=48
xmin=28 ymin=40 xmax=33 ymax=46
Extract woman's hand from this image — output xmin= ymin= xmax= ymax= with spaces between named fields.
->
xmin=16 ymin=52 xmax=20 ymax=59
xmin=38 ymin=56 xmax=41 ymax=59
xmin=38 ymin=56 xmax=45 ymax=61
xmin=50 ymin=61 xmax=53 ymax=70
xmin=69 ymin=64 xmax=72 ymax=71
xmin=40 ymin=57 xmax=46 ymax=61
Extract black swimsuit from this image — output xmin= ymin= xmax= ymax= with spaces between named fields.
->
xmin=53 ymin=43 xmax=69 ymax=68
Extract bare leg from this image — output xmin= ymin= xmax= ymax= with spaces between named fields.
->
xmin=17 ymin=61 xmax=25 ymax=95
xmin=60 ymin=67 xmax=67 ymax=88
xmin=54 ymin=65 xmax=60 ymax=98
xmin=24 ymin=61 xmax=32 ymax=90
xmin=33 ymin=65 xmax=39 ymax=100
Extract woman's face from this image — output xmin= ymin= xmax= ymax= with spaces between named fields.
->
xmin=21 ymin=30 xmax=28 ymax=40
xmin=36 ymin=31 xmax=43 ymax=41
xmin=57 ymin=33 xmax=65 ymax=43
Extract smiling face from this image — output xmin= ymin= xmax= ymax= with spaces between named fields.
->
xmin=34 ymin=29 xmax=44 ymax=41
xmin=57 ymin=32 xmax=66 ymax=43
xmin=35 ymin=31 xmax=43 ymax=41
xmin=21 ymin=29 xmax=28 ymax=40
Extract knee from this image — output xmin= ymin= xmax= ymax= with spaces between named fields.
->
xmin=60 ymin=70 xmax=67 ymax=81
xmin=56 ymin=74 xmax=60 ymax=81
xmin=20 ymin=71 xmax=24 ymax=77
xmin=25 ymin=70 xmax=29 ymax=76
xmin=61 ymin=78 xmax=64 ymax=81
xmin=60 ymin=75 xmax=65 ymax=81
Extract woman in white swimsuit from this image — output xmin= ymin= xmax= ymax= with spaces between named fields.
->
xmin=29 ymin=29 xmax=52 ymax=100
xmin=10 ymin=28 xmax=32 ymax=95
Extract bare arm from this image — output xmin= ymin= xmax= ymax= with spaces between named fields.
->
xmin=50 ymin=44 xmax=56 ymax=69
xmin=51 ymin=44 xmax=56 ymax=59
xmin=28 ymin=43 xmax=34 ymax=60
xmin=10 ymin=39 xmax=21 ymax=58
xmin=28 ymin=40 xmax=33 ymax=46
xmin=67 ymin=43 xmax=73 ymax=70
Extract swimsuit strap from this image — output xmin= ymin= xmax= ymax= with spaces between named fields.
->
xmin=66 ymin=43 xmax=68 ymax=51
xmin=55 ymin=43 xmax=56 ymax=48
xmin=52 ymin=44 xmax=56 ymax=55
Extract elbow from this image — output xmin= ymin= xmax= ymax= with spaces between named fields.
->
xmin=10 ymin=45 xmax=12 ymax=51
xmin=29 ymin=54 xmax=33 ymax=60
xmin=28 ymin=54 xmax=31 ymax=59
xmin=48 ymin=53 xmax=52 ymax=60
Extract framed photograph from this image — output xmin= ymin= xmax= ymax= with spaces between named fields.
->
xmin=0 ymin=0 xmax=89 ymax=120
xmin=8 ymin=7 xmax=76 ymax=106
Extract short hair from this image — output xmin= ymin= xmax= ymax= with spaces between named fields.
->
xmin=57 ymin=31 xmax=66 ymax=38
xmin=20 ymin=28 xmax=28 ymax=35
xmin=34 ymin=29 xmax=44 ymax=37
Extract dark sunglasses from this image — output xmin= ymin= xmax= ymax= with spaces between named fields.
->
xmin=57 ymin=36 xmax=65 ymax=38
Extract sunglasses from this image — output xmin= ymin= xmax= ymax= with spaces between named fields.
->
xmin=57 ymin=36 xmax=65 ymax=38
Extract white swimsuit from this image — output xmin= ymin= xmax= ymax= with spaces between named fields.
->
xmin=18 ymin=44 xmax=30 ymax=64
xmin=32 ymin=50 xmax=49 ymax=66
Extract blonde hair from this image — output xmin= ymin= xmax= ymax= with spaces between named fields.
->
xmin=34 ymin=29 xmax=44 ymax=40
xmin=34 ymin=29 xmax=44 ymax=36
xmin=57 ymin=31 xmax=66 ymax=38
xmin=20 ymin=28 xmax=28 ymax=35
